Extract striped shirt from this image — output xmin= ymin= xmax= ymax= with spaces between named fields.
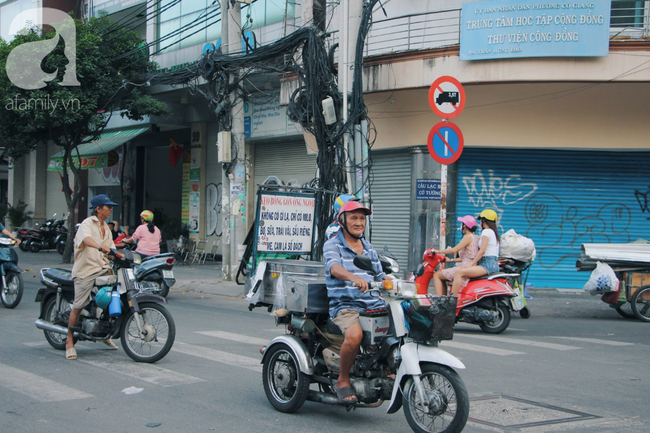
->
xmin=324 ymin=234 xmax=386 ymax=319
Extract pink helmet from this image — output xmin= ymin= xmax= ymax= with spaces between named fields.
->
xmin=457 ymin=215 xmax=477 ymax=229
xmin=338 ymin=201 xmax=371 ymax=218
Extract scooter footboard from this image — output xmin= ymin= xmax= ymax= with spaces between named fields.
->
xmin=386 ymin=342 xmax=465 ymax=414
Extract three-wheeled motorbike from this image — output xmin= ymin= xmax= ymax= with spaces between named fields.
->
xmin=248 ymin=257 xmax=469 ymax=433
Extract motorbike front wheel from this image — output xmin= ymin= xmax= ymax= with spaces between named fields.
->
xmin=1 ymin=271 xmax=24 ymax=309
xmin=57 ymin=242 xmax=65 ymax=255
xmin=479 ymin=303 xmax=511 ymax=334
xmin=42 ymin=296 xmax=76 ymax=350
xmin=403 ymin=363 xmax=469 ymax=433
xmin=262 ymin=343 xmax=310 ymax=413
xmin=120 ymin=302 xmax=176 ymax=363
xmin=630 ymin=285 xmax=650 ymax=322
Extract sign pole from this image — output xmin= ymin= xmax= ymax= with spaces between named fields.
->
xmin=440 ymin=163 xmax=447 ymax=250
xmin=440 ymin=128 xmax=448 ymax=250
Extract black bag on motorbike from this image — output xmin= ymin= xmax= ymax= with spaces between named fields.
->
xmin=402 ymin=295 xmax=456 ymax=342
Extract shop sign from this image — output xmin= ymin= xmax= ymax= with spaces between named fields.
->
xmin=416 ymin=179 xmax=441 ymax=200
xmin=460 ymin=0 xmax=611 ymax=60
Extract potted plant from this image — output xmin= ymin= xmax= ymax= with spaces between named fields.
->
xmin=6 ymin=199 xmax=33 ymax=230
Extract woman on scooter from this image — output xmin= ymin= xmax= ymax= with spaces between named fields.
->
xmin=432 ymin=215 xmax=479 ymax=296
xmin=122 ymin=210 xmax=161 ymax=258
xmin=450 ymin=209 xmax=500 ymax=297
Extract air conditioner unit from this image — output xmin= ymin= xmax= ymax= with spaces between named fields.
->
xmin=217 ymin=131 xmax=231 ymax=163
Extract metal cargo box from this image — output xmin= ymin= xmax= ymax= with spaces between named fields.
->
xmin=251 ymin=260 xmax=329 ymax=314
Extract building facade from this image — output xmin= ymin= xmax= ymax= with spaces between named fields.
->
xmin=4 ymin=0 xmax=649 ymax=288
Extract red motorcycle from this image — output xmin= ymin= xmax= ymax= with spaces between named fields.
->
xmin=411 ymin=249 xmax=522 ymax=334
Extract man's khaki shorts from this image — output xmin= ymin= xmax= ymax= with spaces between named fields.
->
xmin=72 ymin=269 xmax=110 ymax=310
xmin=332 ymin=309 xmax=361 ymax=333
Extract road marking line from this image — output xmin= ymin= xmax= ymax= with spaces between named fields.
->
xmin=440 ymin=341 xmax=525 ymax=356
xmin=457 ymin=334 xmax=579 ymax=351
xmin=196 ymin=330 xmax=270 ymax=346
xmin=74 ymin=352 xmax=205 ymax=387
xmin=23 ymin=341 xmax=50 ymax=347
xmin=0 ymin=363 xmax=93 ymax=402
xmin=550 ymin=337 xmax=634 ymax=346
xmin=173 ymin=342 xmax=262 ymax=372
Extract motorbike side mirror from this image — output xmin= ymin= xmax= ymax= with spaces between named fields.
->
xmin=353 ymin=255 xmax=376 ymax=275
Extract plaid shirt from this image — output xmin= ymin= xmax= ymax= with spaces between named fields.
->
xmin=324 ymin=234 xmax=386 ymax=319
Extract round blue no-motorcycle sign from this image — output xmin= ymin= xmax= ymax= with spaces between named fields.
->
xmin=427 ymin=121 xmax=464 ymax=165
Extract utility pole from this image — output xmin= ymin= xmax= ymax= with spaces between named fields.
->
xmin=341 ymin=0 xmax=364 ymax=197
xmin=221 ymin=0 xmax=246 ymax=281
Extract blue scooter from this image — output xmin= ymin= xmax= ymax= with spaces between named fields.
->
xmin=0 ymin=238 xmax=24 ymax=309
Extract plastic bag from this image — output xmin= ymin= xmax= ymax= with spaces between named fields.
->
xmin=583 ymin=261 xmax=619 ymax=294
xmin=500 ymin=229 xmax=536 ymax=262
xmin=271 ymin=272 xmax=287 ymax=316
xmin=245 ymin=262 xmax=267 ymax=306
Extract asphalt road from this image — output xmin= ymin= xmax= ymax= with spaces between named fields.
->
xmin=0 ymin=250 xmax=648 ymax=433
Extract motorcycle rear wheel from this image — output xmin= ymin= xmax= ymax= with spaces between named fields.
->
xmin=1 ymin=271 xmax=23 ymax=309
xmin=29 ymin=242 xmax=42 ymax=253
xmin=403 ymin=363 xmax=469 ymax=433
xmin=19 ymin=239 xmax=30 ymax=252
xmin=479 ymin=303 xmax=511 ymax=334
xmin=262 ymin=343 xmax=310 ymax=413
xmin=630 ymin=285 xmax=650 ymax=322
xmin=120 ymin=302 xmax=176 ymax=363
xmin=42 ymin=297 xmax=76 ymax=350
xmin=152 ymin=280 xmax=170 ymax=298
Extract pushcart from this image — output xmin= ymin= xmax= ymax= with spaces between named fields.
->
xmin=576 ymin=242 xmax=650 ymax=321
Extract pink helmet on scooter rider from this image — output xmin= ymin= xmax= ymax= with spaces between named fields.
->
xmin=337 ymin=201 xmax=371 ymax=218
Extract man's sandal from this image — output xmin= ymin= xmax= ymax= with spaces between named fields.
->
xmin=101 ymin=339 xmax=118 ymax=349
xmin=335 ymin=385 xmax=357 ymax=404
xmin=65 ymin=348 xmax=77 ymax=360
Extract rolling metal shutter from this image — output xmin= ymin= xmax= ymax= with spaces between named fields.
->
xmin=368 ymin=149 xmax=413 ymax=275
xmin=254 ymin=140 xmax=318 ymax=187
xmin=457 ymin=149 xmax=650 ymax=289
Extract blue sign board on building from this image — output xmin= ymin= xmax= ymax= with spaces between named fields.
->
xmin=460 ymin=0 xmax=611 ymax=60
xmin=416 ymin=179 xmax=442 ymax=201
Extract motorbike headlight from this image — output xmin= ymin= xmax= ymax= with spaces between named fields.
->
xmin=398 ymin=282 xmax=417 ymax=298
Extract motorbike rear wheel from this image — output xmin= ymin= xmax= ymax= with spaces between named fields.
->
xmin=42 ymin=296 xmax=76 ymax=350
xmin=479 ymin=303 xmax=510 ymax=334
xmin=29 ymin=241 xmax=42 ymax=253
xmin=403 ymin=363 xmax=469 ymax=433
xmin=120 ymin=302 xmax=176 ymax=363
xmin=630 ymin=285 xmax=650 ymax=322
xmin=262 ymin=343 xmax=310 ymax=413
xmin=19 ymin=239 xmax=30 ymax=252
xmin=0 ymin=271 xmax=23 ymax=309
xmin=152 ymin=280 xmax=169 ymax=298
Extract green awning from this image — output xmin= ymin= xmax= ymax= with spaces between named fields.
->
xmin=48 ymin=127 xmax=149 ymax=171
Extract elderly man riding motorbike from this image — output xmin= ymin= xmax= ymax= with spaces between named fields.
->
xmin=323 ymin=200 xmax=387 ymax=404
